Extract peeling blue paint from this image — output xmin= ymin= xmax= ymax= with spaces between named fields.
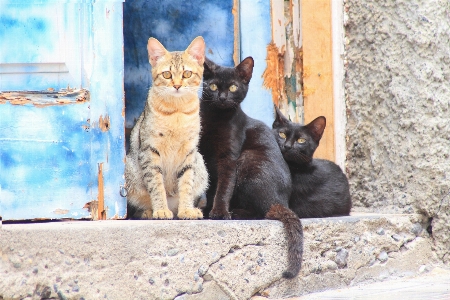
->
xmin=0 ymin=102 xmax=93 ymax=220
xmin=239 ymin=0 xmax=274 ymax=127
xmin=1 ymin=1 xmax=126 ymax=220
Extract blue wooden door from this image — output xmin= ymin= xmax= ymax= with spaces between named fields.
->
xmin=0 ymin=0 xmax=126 ymax=220
xmin=123 ymin=0 xmax=276 ymax=136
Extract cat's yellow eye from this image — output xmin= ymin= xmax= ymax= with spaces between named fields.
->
xmin=297 ymin=138 xmax=306 ymax=144
xmin=162 ymin=71 xmax=172 ymax=79
xmin=229 ymin=85 xmax=238 ymax=92
xmin=279 ymin=132 xmax=286 ymax=139
xmin=209 ymin=83 xmax=218 ymax=91
xmin=183 ymin=70 xmax=192 ymax=78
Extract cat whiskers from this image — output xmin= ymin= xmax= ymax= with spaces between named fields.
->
xmin=153 ymin=86 xmax=171 ymax=97
xmin=285 ymin=150 xmax=312 ymax=164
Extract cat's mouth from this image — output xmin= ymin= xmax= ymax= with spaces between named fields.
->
xmin=282 ymin=149 xmax=312 ymax=164
xmin=170 ymin=88 xmax=187 ymax=97
xmin=212 ymin=99 xmax=237 ymax=109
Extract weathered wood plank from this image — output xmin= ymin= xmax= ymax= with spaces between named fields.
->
xmin=301 ymin=0 xmax=335 ymax=161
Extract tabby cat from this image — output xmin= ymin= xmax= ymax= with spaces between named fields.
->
xmin=125 ymin=36 xmax=208 ymax=220
xmin=272 ymin=107 xmax=351 ymax=218
xmin=199 ymin=57 xmax=303 ymax=278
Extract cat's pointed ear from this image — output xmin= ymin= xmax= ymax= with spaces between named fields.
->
xmin=273 ymin=105 xmax=289 ymax=128
xmin=186 ymin=36 xmax=206 ymax=65
xmin=147 ymin=37 xmax=168 ymax=67
xmin=306 ymin=116 xmax=326 ymax=143
xmin=236 ymin=56 xmax=254 ymax=84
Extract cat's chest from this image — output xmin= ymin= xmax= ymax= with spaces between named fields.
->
xmin=146 ymin=112 xmax=200 ymax=139
xmin=290 ymin=166 xmax=324 ymax=194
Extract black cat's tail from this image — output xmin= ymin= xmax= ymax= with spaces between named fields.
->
xmin=266 ymin=204 xmax=303 ymax=279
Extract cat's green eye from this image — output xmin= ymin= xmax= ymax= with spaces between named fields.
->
xmin=209 ymin=83 xmax=218 ymax=91
xmin=162 ymin=71 xmax=172 ymax=79
xmin=229 ymin=85 xmax=238 ymax=92
xmin=279 ymin=132 xmax=286 ymax=139
xmin=297 ymin=138 xmax=306 ymax=144
xmin=183 ymin=70 xmax=192 ymax=78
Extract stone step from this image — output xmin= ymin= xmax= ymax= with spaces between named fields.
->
xmin=1 ymin=213 xmax=439 ymax=300
xmin=259 ymin=266 xmax=450 ymax=300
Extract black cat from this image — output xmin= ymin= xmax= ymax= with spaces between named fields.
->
xmin=199 ymin=57 xmax=303 ymax=278
xmin=272 ymin=106 xmax=352 ymax=218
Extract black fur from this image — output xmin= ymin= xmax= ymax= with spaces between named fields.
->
xmin=272 ymin=107 xmax=352 ymax=218
xmin=199 ymin=57 xmax=303 ymax=278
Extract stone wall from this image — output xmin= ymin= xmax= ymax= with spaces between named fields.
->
xmin=344 ymin=0 xmax=450 ymax=263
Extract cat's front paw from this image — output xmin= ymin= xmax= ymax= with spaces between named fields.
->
xmin=153 ymin=209 xmax=174 ymax=220
xmin=209 ymin=208 xmax=231 ymax=220
xmin=178 ymin=208 xmax=203 ymax=220
xmin=140 ymin=209 xmax=154 ymax=220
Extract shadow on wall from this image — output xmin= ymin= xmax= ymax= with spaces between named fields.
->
xmin=123 ymin=0 xmax=236 ymax=148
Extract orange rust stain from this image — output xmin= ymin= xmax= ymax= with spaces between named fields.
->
xmin=262 ymin=42 xmax=285 ymax=106
xmin=97 ymin=163 xmax=106 ymax=220
xmin=99 ymin=115 xmax=111 ymax=132
xmin=9 ymin=97 xmax=31 ymax=105
xmin=303 ymin=65 xmax=311 ymax=78
xmin=232 ymin=0 xmax=240 ymax=66
xmin=53 ymin=209 xmax=69 ymax=215
xmin=82 ymin=119 xmax=90 ymax=131
xmin=303 ymin=86 xmax=317 ymax=97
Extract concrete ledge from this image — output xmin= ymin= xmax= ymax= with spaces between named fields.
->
xmin=1 ymin=214 xmax=438 ymax=299
xmin=292 ymin=267 xmax=450 ymax=300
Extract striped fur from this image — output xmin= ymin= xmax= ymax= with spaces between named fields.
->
xmin=125 ymin=37 xmax=208 ymax=219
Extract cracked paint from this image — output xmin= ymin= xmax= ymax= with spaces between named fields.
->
xmin=0 ymin=89 xmax=90 ymax=107
xmin=262 ymin=42 xmax=285 ymax=107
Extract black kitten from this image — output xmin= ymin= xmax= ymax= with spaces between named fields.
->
xmin=199 ymin=57 xmax=303 ymax=279
xmin=272 ymin=107 xmax=351 ymax=218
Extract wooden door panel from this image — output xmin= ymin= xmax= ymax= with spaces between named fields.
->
xmin=0 ymin=100 xmax=92 ymax=220
xmin=0 ymin=1 xmax=126 ymax=221
xmin=0 ymin=3 xmax=85 ymax=91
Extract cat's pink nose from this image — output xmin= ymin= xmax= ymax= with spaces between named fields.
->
xmin=173 ymin=85 xmax=181 ymax=90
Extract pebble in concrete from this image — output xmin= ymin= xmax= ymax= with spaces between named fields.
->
xmin=411 ymin=223 xmax=423 ymax=236
xmin=376 ymin=228 xmax=385 ymax=235
xmin=335 ymin=248 xmax=349 ymax=268
xmin=378 ymin=251 xmax=389 ymax=262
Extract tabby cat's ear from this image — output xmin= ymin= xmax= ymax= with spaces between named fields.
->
xmin=236 ymin=56 xmax=254 ymax=84
xmin=186 ymin=36 xmax=206 ymax=65
xmin=273 ymin=105 xmax=289 ymax=128
xmin=147 ymin=38 xmax=168 ymax=67
xmin=306 ymin=116 xmax=326 ymax=143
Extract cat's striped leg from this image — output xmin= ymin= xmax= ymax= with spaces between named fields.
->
xmin=176 ymin=151 xmax=205 ymax=219
xmin=138 ymin=144 xmax=173 ymax=219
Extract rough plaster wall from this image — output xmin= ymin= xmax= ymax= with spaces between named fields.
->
xmin=344 ymin=0 xmax=450 ymax=263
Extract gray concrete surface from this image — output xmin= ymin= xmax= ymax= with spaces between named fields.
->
xmin=1 ymin=214 xmax=442 ymax=299
xmin=288 ymin=266 xmax=450 ymax=300
xmin=343 ymin=0 xmax=450 ymax=264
